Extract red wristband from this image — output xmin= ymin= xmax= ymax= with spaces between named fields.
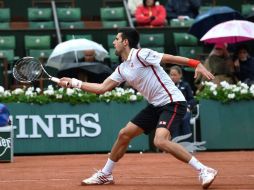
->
xmin=187 ymin=59 xmax=200 ymax=68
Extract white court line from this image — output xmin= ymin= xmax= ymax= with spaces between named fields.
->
xmin=0 ymin=178 xmax=72 ymax=183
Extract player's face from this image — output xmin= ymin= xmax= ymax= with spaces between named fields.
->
xmin=169 ymin=69 xmax=181 ymax=83
xmin=113 ymin=33 xmax=125 ymax=56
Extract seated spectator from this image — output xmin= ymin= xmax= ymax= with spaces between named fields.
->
xmin=165 ymin=0 xmax=201 ymax=21
xmin=195 ymin=43 xmax=237 ymax=91
xmin=135 ymin=0 xmax=167 ymax=27
xmin=169 ymin=65 xmax=196 ymax=141
xmin=234 ymin=45 xmax=254 ymax=86
xmin=128 ymin=0 xmax=143 ymax=16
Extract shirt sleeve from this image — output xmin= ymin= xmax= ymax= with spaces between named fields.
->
xmin=136 ymin=48 xmax=164 ymax=67
xmin=109 ymin=66 xmax=125 ymax=84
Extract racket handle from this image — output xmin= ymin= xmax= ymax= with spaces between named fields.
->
xmin=50 ymin=77 xmax=60 ymax=83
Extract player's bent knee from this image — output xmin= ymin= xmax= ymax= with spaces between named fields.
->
xmin=153 ymin=138 xmax=168 ymax=150
xmin=118 ymin=128 xmax=132 ymax=142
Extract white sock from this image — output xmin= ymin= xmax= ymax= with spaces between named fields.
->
xmin=102 ymin=158 xmax=116 ymax=175
xmin=188 ymin=156 xmax=206 ymax=171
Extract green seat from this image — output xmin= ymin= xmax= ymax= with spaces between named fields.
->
xmin=0 ymin=22 xmax=10 ymax=29
xmin=0 ymin=8 xmax=10 ymax=22
xmin=109 ymin=48 xmax=119 ymax=63
xmin=100 ymin=7 xmax=126 ymax=21
xmin=29 ymin=21 xmax=55 ymax=29
xmin=0 ymin=36 xmax=16 ymax=49
xmin=241 ymin=4 xmax=254 ymax=17
xmin=199 ymin=6 xmax=214 ymax=14
xmin=140 ymin=33 xmax=164 ymax=47
xmin=57 ymin=8 xmax=81 ymax=21
xmin=28 ymin=8 xmax=52 ymax=21
xmin=65 ymin=34 xmax=92 ymax=41
xmin=59 ymin=21 xmax=84 ymax=29
xmin=24 ymin=35 xmax=51 ymax=49
xmin=178 ymin=46 xmax=203 ymax=59
xmin=107 ymin=34 xmax=116 ymax=48
xmin=173 ymin=33 xmax=198 ymax=46
xmin=102 ymin=20 xmax=127 ymax=28
xmin=145 ymin=47 xmax=164 ymax=52
xmin=170 ymin=18 xmax=194 ymax=27
xmin=0 ymin=50 xmax=14 ymax=62
xmin=29 ymin=49 xmax=53 ymax=59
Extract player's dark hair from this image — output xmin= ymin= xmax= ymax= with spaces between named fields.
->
xmin=118 ymin=28 xmax=139 ymax=49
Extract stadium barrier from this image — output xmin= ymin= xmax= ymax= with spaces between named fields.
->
xmin=6 ymin=101 xmax=149 ymax=154
xmin=0 ymin=125 xmax=13 ymax=162
xmin=200 ymin=99 xmax=254 ymax=150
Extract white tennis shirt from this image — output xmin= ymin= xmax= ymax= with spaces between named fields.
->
xmin=110 ymin=48 xmax=186 ymax=106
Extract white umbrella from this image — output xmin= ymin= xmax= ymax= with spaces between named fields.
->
xmin=46 ymin=38 xmax=108 ymax=70
xmin=200 ymin=20 xmax=254 ymax=44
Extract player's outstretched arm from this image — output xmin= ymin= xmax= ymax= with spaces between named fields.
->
xmin=161 ymin=54 xmax=214 ymax=80
xmin=59 ymin=77 xmax=119 ymax=94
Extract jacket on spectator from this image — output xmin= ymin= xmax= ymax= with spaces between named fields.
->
xmin=165 ymin=0 xmax=200 ymax=20
xmin=235 ymin=57 xmax=254 ymax=84
xmin=135 ymin=4 xmax=166 ymax=26
xmin=176 ymin=80 xmax=196 ymax=110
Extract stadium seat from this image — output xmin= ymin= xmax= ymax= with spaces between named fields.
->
xmin=27 ymin=8 xmax=54 ymax=30
xmin=140 ymin=33 xmax=165 ymax=52
xmin=178 ymin=46 xmax=203 ymax=59
xmin=28 ymin=8 xmax=52 ymax=21
xmin=102 ymin=20 xmax=127 ymax=28
xmin=56 ymin=8 xmax=84 ymax=29
xmin=28 ymin=49 xmax=52 ymax=60
xmin=59 ymin=21 xmax=84 ymax=29
xmin=24 ymin=35 xmax=51 ymax=50
xmin=170 ymin=18 xmax=194 ymax=27
xmin=0 ymin=8 xmax=10 ymax=22
xmin=29 ymin=21 xmax=55 ymax=29
xmin=173 ymin=33 xmax=198 ymax=47
xmin=0 ymin=35 xmax=16 ymax=89
xmin=57 ymin=8 xmax=81 ymax=21
xmin=0 ymin=8 xmax=10 ymax=29
xmin=100 ymin=7 xmax=128 ymax=28
xmin=65 ymin=34 xmax=93 ymax=41
xmin=241 ymin=4 xmax=254 ymax=17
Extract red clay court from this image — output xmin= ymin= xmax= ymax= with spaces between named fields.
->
xmin=0 ymin=151 xmax=253 ymax=190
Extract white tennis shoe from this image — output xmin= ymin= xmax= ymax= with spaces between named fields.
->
xmin=81 ymin=170 xmax=114 ymax=185
xmin=199 ymin=167 xmax=218 ymax=189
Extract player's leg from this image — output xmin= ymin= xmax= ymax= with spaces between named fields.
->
xmin=109 ymin=122 xmax=144 ymax=162
xmin=81 ymin=122 xmax=143 ymax=185
xmin=81 ymin=104 xmax=157 ymax=186
xmin=153 ymin=102 xmax=217 ymax=189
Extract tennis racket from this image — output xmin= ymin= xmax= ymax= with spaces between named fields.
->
xmin=13 ymin=56 xmax=60 ymax=84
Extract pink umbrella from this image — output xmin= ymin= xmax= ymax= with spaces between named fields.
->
xmin=200 ymin=20 xmax=254 ymax=44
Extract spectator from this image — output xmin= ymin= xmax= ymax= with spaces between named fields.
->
xmin=135 ymin=0 xmax=167 ymax=27
xmin=169 ymin=65 xmax=196 ymax=140
xmin=165 ymin=0 xmax=201 ymax=21
xmin=128 ymin=0 xmax=143 ymax=16
xmin=234 ymin=45 xmax=254 ymax=86
xmin=195 ymin=43 xmax=237 ymax=91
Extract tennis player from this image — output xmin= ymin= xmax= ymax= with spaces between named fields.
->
xmin=58 ymin=28 xmax=217 ymax=189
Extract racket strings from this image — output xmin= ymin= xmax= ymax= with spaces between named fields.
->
xmin=13 ymin=58 xmax=42 ymax=83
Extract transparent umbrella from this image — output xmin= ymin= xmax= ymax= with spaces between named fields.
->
xmin=46 ymin=38 xmax=109 ymax=71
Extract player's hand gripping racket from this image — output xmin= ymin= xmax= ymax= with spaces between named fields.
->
xmin=13 ymin=56 xmax=60 ymax=84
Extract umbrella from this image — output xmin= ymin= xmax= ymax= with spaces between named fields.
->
xmin=200 ymin=20 xmax=254 ymax=44
xmin=189 ymin=6 xmax=244 ymax=39
xmin=46 ymin=38 xmax=108 ymax=71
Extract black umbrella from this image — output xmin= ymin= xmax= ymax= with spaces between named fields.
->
xmin=189 ymin=6 xmax=244 ymax=39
